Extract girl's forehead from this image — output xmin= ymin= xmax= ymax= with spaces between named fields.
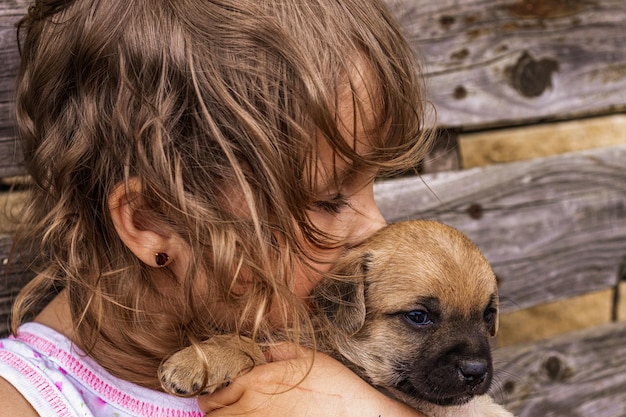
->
xmin=337 ymin=57 xmax=381 ymax=138
xmin=312 ymin=136 xmax=376 ymax=193
xmin=316 ymin=92 xmax=380 ymax=184
xmin=305 ymin=56 xmax=384 ymax=193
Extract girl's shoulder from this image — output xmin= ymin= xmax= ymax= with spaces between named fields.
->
xmin=0 ymin=376 xmax=39 ymax=416
xmin=0 ymin=323 xmax=93 ymax=416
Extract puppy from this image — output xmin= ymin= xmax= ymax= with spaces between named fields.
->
xmin=159 ymin=220 xmax=514 ymax=417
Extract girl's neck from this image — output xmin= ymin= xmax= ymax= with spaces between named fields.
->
xmin=34 ymin=289 xmax=171 ymax=390
xmin=34 ymin=290 xmax=75 ymax=340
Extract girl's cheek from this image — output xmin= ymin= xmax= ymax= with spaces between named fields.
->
xmin=292 ymin=243 xmax=344 ymax=299
xmin=293 ymin=263 xmax=321 ymax=299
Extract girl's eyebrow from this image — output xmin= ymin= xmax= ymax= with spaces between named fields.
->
xmin=335 ymin=163 xmax=355 ymax=183
xmin=331 ymin=159 xmax=362 ymax=189
xmin=313 ymin=170 xmax=347 ymax=197
xmin=324 ymin=164 xmax=378 ymax=198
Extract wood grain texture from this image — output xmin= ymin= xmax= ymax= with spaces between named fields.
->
xmin=497 ymin=289 xmax=613 ymax=347
xmin=0 ymin=0 xmax=28 ymax=12
xmin=0 ymin=234 xmax=33 ymax=336
xmin=492 ymin=321 xmax=626 ymax=416
xmin=375 ymin=144 xmax=626 ymax=313
xmin=0 ymin=2 xmax=24 ymax=179
xmin=459 ymin=114 xmax=626 ymax=168
xmin=387 ymin=0 xmax=626 ymax=129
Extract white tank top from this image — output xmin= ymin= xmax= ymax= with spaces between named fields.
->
xmin=0 ymin=322 xmax=201 ymax=416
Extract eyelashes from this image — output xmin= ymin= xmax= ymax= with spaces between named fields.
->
xmin=313 ymin=193 xmax=350 ymax=213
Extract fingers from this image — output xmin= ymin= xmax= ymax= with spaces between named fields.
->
xmin=197 ymin=345 xmax=322 ymax=415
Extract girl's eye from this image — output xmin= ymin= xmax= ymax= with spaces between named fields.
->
xmin=313 ymin=194 xmax=349 ymax=213
xmin=403 ymin=310 xmax=433 ymax=327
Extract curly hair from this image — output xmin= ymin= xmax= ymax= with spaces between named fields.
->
xmin=11 ymin=0 xmax=432 ymax=389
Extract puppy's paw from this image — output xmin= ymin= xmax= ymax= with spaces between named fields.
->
xmin=159 ymin=335 xmax=265 ymax=396
xmin=159 ymin=347 xmax=218 ymax=396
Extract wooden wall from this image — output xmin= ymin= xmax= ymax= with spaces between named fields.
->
xmin=1 ymin=0 xmax=626 ymax=415
xmin=0 ymin=1 xmax=23 ymax=178
xmin=389 ymin=0 xmax=626 ymax=129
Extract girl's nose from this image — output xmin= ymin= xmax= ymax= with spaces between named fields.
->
xmin=360 ymin=202 xmax=387 ymax=238
xmin=348 ymin=189 xmax=387 ymax=246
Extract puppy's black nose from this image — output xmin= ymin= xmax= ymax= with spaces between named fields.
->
xmin=458 ymin=360 xmax=488 ymax=386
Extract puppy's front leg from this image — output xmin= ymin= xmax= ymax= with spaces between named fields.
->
xmin=419 ymin=395 xmax=515 ymax=417
xmin=159 ymin=335 xmax=266 ymax=396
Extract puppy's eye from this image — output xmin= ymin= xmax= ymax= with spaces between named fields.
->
xmin=404 ymin=310 xmax=433 ymax=327
xmin=484 ymin=307 xmax=497 ymax=326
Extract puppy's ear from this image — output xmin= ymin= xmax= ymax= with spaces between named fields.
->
xmin=491 ymin=308 xmax=500 ymax=337
xmin=489 ymin=297 xmax=500 ymax=337
xmin=310 ymin=253 xmax=371 ymax=336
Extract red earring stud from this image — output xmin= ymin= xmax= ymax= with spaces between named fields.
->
xmin=155 ymin=252 xmax=169 ymax=267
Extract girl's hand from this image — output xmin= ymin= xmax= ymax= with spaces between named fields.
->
xmin=197 ymin=345 xmax=425 ymax=417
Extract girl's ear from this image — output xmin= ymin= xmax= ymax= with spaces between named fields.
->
xmin=108 ymin=178 xmax=182 ymax=268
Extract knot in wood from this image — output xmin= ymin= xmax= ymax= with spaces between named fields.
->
xmin=453 ymin=85 xmax=468 ymax=100
xmin=467 ymin=203 xmax=484 ymax=219
xmin=544 ymin=354 xmax=573 ymax=381
xmin=439 ymin=15 xmax=456 ymax=28
xmin=506 ymin=51 xmax=559 ymax=98
xmin=503 ymin=380 xmax=516 ymax=394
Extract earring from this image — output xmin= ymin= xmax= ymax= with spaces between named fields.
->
xmin=155 ymin=252 xmax=170 ymax=267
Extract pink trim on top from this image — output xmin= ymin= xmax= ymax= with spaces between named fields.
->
xmin=0 ymin=350 xmax=75 ymax=417
xmin=16 ymin=331 xmax=202 ymax=417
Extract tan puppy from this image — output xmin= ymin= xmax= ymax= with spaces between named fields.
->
xmin=159 ymin=220 xmax=514 ymax=417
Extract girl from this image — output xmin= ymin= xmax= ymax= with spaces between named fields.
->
xmin=0 ymin=0 xmax=433 ymax=415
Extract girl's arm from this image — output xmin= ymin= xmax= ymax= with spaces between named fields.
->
xmin=0 ymin=377 xmax=40 ymax=417
xmin=198 ymin=347 xmax=426 ymax=417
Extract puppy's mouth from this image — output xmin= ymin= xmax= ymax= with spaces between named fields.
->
xmin=395 ymin=377 xmax=478 ymax=406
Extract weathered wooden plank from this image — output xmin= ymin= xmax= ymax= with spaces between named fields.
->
xmin=388 ymin=0 xmax=626 ymax=129
xmin=0 ymin=234 xmax=33 ymax=337
xmin=492 ymin=320 xmax=626 ymax=416
xmin=375 ymin=144 xmax=626 ymax=312
xmin=0 ymin=102 xmax=22 ymax=178
xmin=618 ymin=283 xmax=626 ymax=321
xmin=0 ymin=1 xmax=28 ymax=12
xmin=459 ymin=114 xmax=626 ymax=168
xmin=0 ymin=2 xmax=24 ymax=179
xmin=497 ymin=289 xmax=614 ymax=347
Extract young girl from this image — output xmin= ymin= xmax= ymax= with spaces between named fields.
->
xmin=0 ymin=0 xmax=433 ymax=415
